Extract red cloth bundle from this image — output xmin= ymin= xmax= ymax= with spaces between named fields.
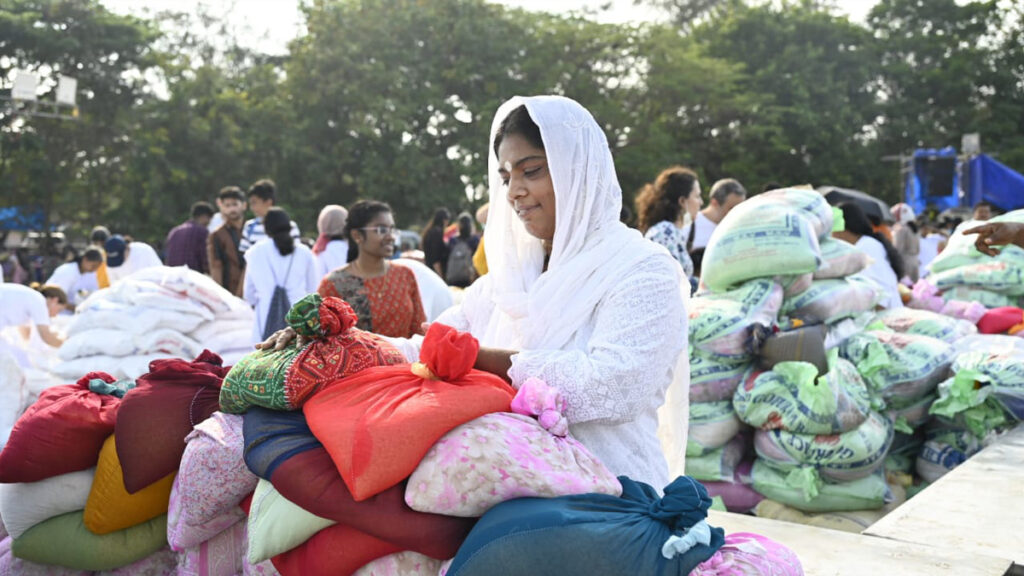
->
xmin=303 ymin=323 xmax=516 ymax=501
xmin=977 ymin=306 xmax=1024 ymax=335
xmin=0 ymin=372 xmax=121 ymax=483
xmin=270 ymin=447 xmax=473 ymax=559
xmin=115 ymin=350 xmax=228 ymax=493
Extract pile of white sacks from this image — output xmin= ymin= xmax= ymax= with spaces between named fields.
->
xmin=54 ymin=267 xmax=254 ymax=382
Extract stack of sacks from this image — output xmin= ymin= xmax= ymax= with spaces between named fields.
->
xmin=839 ymin=328 xmax=955 ymax=479
xmin=220 ymin=295 xmax=475 ymax=574
xmin=922 ymin=343 xmax=1024 ymax=482
xmin=440 ymin=475 xmax=803 ymax=576
xmin=751 ymin=483 xmax=907 ymax=534
xmin=914 ymin=210 xmax=1024 ymax=311
xmin=685 ymin=280 xmax=784 ymax=508
xmin=732 ymin=351 xmax=895 ymax=516
xmin=0 ymin=373 xmax=177 ymax=572
xmin=55 ymin=266 xmax=253 ymax=381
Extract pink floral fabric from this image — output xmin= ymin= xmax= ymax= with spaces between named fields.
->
xmin=690 ymin=532 xmax=804 ymax=576
xmin=405 ymin=412 xmax=621 ymax=517
xmin=353 ymin=551 xmax=443 ymax=576
xmin=509 ymin=377 xmax=569 ymax=437
xmin=176 ymin=520 xmax=245 ymax=576
xmin=98 ymin=546 xmax=178 ymax=576
xmin=169 ymin=412 xmax=257 ymax=551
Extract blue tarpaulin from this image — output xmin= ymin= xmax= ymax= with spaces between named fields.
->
xmin=966 ymin=154 xmax=1024 ymax=212
xmin=905 ymin=147 xmax=960 ymax=214
xmin=0 ymin=206 xmax=45 ymax=231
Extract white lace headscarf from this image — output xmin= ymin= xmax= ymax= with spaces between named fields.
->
xmin=481 ymin=96 xmax=691 ymax=474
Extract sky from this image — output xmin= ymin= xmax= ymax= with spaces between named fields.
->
xmin=102 ymin=0 xmax=882 ymax=55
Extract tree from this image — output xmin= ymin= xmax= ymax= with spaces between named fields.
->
xmin=0 ymin=0 xmax=158 ymax=240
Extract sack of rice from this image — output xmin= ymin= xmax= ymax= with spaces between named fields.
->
xmin=754 ymin=411 xmax=893 ymax=484
xmin=689 ymin=280 xmax=782 ymax=361
xmin=781 ymin=275 xmax=881 ymax=325
xmin=915 ymin=427 xmax=983 ymax=483
xmin=689 ymin=353 xmax=749 ymax=403
xmin=685 ymin=433 xmax=748 ymax=483
xmin=701 ymin=188 xmax=831 ymax=292
xmin=931 ymin=260 xmax=1024 ymax=295
xmin=814 ymin=238 xmax=869 ymax=279
xmin=687 ymin=401 xmax=743 ymax=457
xmin=941 ymin=286 xmax=1018 ymax=309
xmin=840 ymin=330 xmax=954 ymax=402
xmin=734 ymin=351 xmax=872 ymax=435
xmin=749 ymin=459 xmax=890 ymax=512
xmin=870 ymin=307 xmax=977 ymax=345
xmin=929 ymin=213 xmax=1024 ymax=274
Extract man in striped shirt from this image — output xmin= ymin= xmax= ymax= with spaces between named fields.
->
xmin=239 ymin=179 xmax=301 ymax=253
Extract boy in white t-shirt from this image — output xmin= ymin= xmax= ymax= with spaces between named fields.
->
xmin=103 ymin=235 xmax=163 ymax=284
xmin=0 ymin=283 xmax=67 ymax=347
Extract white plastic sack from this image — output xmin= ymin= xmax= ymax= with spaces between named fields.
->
xmin=701 ymin=188 xmax=831 ymax=291
xmin=687 ymin=401 xmax=743 ymax=456
xmin=815 ymin=238 xmax=870 ymax=280
xmin=781 ymin=275 xmax=882 ymax=325
xmin=0 ymin=468 xmax=95 ymax=539
xmin=689 ymin=280 xmax=782 ymax=361
xmin=58 ymin=330 xmax=136 ymax=361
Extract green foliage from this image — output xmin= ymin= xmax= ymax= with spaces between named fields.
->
xmin=1 ymin=0 xmax=1023 ymax=245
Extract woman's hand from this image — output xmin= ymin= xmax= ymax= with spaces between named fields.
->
xmin=254 ymin=326 xmax=308 ymax=351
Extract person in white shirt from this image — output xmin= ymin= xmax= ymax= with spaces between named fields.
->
xmin=239 ymin=179 xmax=301 ymax=254
xmin=103 ymin=236 xmax=163 ymax=284
xmin=45 ymin=247 xmax=103 ymax=308
xmin=395 ymin=257 xmax=454 ymax=322
xmin=0 ymin=283 xmax=67 ymax=347
xmin=833 ymin=202 xmax=905 ymax=309
xmin=260 ymin=96 xmax=690 ymax=487
xmin=243 ymin=207 xmax=319 ymax=344
xmin=312 ymin=204 xmax=349 ymax=280
xmin=682 ymin=178 xmax=747 ymax=251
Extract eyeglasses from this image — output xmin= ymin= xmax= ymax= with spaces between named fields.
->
xmin=358 ymin=225 xmax=396 ymax=235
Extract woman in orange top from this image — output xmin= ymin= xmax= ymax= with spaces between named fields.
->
xmin=318 ymin=200 xmax=426 ymax=338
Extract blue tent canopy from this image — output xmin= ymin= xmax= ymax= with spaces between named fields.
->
xmin=966 ymin=154 xmax=1024 ymax=212
xmin=0 ymin=206 xmax=46 ymax=231
xmin=904 ymin=147 xmax=960 ymax=214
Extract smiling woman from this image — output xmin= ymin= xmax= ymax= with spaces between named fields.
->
xmin=316 ymin=200 xmax=426 ymax=338
xmin=429 ymin=96 xmax=691 ymax=486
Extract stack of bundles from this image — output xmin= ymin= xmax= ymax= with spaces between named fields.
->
xmin=0 ymin=373 xmax=180 ymax=573
xmin=922 ymin=343 xmax=1024 ymax=482
xmin=685 ymin=280 xmax=783 ymax=508
xmin=56 ymin=266 xmax=253 ymax=381
xmin=918 ymin=210 xmax=1024 ymax=310
xmin=732 ymin=351 xmax=896 ymax=518
xmin=839 ymin=329 xmax=955 ymax=479
xmin=441 ymin=475 xmax=804 ymax=576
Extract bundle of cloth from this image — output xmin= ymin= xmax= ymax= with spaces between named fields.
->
xmin=55 ymin=266 xmax=254 ymax=381
xmin=919 ymin=334 xmax=1024 ymax=483
xmin=910 ymin=210 xmax=1024 ymax=316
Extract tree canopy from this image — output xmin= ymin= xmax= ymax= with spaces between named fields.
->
xmin=2 ymin=0 xmax=1022 ymax=245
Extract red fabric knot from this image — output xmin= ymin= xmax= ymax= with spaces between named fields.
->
xmin=76 ymin=371 xmax=116 ymax=390
xmin=418 ymin=323 xmax=478 ymax=381
xmin=318 ymin=296 xmax=358 ymax=337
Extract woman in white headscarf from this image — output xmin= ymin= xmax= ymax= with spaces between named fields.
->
xmin=891 ymin=203 xmax=920 ymax=283
xmin=261 ymin=96 xmax=690 ymax=487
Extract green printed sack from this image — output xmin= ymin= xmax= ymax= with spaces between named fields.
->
xmin=701 ymin=188 xmax=832 ymax=291
xmin=886 ymin=393 xmax=936 ymax=433
xmin=684 ymin=433 xmax=748 ymax=482
xmin=931 ymin=260 xmax=1024 ymax=296
xmin=750 ymin=459 xmax=889 ymax=512
xmin=949 ymin=350 xmax=1024 ymax=421
xmin=941 ymin=287 xmax=1018 ymax=309
xmin=754 ymin=411 xmax=893 ymax=484
xmin=689 ymin=352 xmax=749 ymax=403
xmin=687 ymin=401 xmax=743 ymax=457
xmin=814 ymin=238 xmax=869 ymax=280
xmin=734 ymin=352 xmax=872 ymax=435
xmin=781 ymin=275 xmax=881 ymax=325
xmin=870 ymin=307 xmax=977 ymax=345
xmin=689 ymin=280 xmax=783 ymax=361
xmin=839 ymin=330 xmax=954 ymax=402
xmin=929 ymin=212 xmax=1024 ymax=274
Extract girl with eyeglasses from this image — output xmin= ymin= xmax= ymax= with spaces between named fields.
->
xmin=317 ymin=200 xmax=426 ymax=338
